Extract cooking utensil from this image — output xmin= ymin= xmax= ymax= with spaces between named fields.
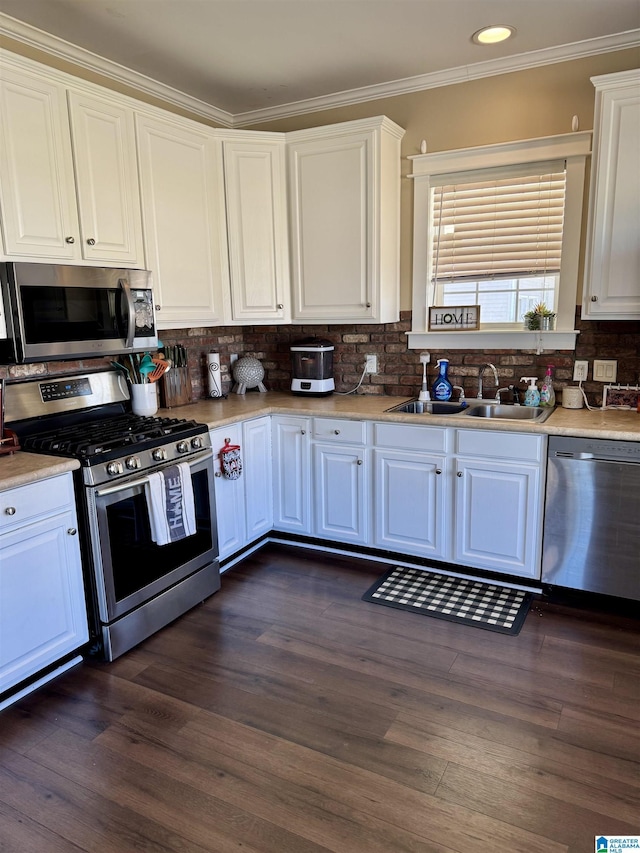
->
xmin=148 ymin=360 xmax=171 ymax=382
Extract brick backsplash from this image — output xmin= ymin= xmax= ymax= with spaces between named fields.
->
xmin=2 ymin=309 xmax=639 ymax=407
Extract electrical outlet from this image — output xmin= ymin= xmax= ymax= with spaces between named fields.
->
xmin=573 ymin=360 xmax=589 ymax=381
xmin=365 ymin=354 xmax=378 ymax=374
xmin=593 ymin=359 xmax=617 ymax=382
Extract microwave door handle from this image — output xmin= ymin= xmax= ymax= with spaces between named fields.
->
xmin=119 ymin=278 xmax=136 ymax=348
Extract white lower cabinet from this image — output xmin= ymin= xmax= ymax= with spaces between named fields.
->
xmin=0 ymin=473 xmax=88 ymax=705
xmin=311 ymin=418 xmax=368 ymax=545
xmin=272 ymin=416 xmax=312 ymax=534
xmin=372 ymin=423 xmax=449 ymax=559
xmin=210 ymin=417 xmax=272 ymax=563
xmin=453 ymin=430 xmax=545 ymax=579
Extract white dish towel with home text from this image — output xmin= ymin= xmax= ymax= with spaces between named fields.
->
xmin=146 ymin=462 xmax=196 ymax=546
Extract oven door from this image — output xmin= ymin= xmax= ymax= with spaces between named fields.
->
xmin=87 ymin=450 xmax=218 ymax=623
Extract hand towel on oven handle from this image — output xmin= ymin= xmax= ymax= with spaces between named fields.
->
xmin=146 ymin=462 xmax=197 ymax=546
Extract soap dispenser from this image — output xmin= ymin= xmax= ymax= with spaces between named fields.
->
xmin=522 ymin=376 xmax=541 ymax=407
xmin=432 ymin=358 xmax=453 ymax=401
xmin=540 ymin=365 xmax=556 ymax=408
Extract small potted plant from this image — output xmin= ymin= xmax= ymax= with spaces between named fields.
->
xmin=524 ymin=302 xmax=556 ymax=331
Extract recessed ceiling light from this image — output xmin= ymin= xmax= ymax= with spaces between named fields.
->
xmin=472 ymin=25 xmax=516 ymax=45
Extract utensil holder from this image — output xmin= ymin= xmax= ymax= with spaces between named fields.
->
xmin=160 ymin=367 xmax=191 ymax=408
xmin=130 ymin=383 xmax=158 ymax=417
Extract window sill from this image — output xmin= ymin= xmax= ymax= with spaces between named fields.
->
xmin=406 ymin=329 xmax=580 ymax=351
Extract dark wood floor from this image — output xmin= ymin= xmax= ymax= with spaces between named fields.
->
xmin=1 ymin=544 xmax=639 ymax=853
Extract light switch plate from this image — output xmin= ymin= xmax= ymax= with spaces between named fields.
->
xmin=593 ymin=359 xmax=617 ymax=382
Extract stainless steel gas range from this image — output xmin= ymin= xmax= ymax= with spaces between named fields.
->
xmin=5 ymin=370 xmax=219 ymax=660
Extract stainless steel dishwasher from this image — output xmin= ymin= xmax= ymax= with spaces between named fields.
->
xmin=542 ymin=435 xmax=640 ymax=601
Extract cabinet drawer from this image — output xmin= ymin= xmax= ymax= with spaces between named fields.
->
xmin=455 ymin=429 xmax=544 ymax=462
xmin=313 ymin=418 xmax=366 ymax=444
xmin=374 ymin=422 xmax=448 ymax=453
xmin=0 ymin=474 xmax=75 ymax=531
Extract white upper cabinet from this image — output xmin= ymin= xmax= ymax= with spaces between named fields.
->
xmin=287 ymin=116 xmax=405 ymax=324
xmin=0 ymin=54 xmax=144 ymax=266
xmin=582 ymin=69 xmax=640 ymax=320
xmin=136 ymin=114 xmax=230 ymax=329
xmin=223 ymin=136 xmax=290 ymax=324
xmin=0 ymin=62 xmax=81 ymax=260
xmin=67 ymin=91 xmax=144 ymax=265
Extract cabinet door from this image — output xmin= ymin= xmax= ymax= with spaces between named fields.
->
xmin=210 ymin=426 xmax=246 ymax=561
xmin=137 ymin=114 xmax=230 ymax=328
xmin=583 ymin=72 xmax=640 ymax=319
xmin=454 ymin=458 xmax=542 ymax=578
xmin=288 ymin=132 xmax=374 ymax=322
xmin=313 ymin=443 xmax=367 ymax=544
xmin=242 ymin=417 xmax=273 ymax=541
xmin=224 ymin=139 xmax=290 ymax=323
xmin=373 ymin=448 xmax=448 ymax=559
xmin=0 ymin=511 xmax=88 ymax=693
xmin=0 ymin=66 xmax=80 ymax=259
xmin=68 ymin=91 xmax=144 ymax=266
xmin=272 ymin=416 xmax=311 ymax=534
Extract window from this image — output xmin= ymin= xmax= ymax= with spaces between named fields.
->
xmin=408 ymin=133 xmax=591 ymax=350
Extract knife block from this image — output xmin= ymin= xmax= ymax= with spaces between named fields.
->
xmin=159 ymin=367 xmax=191 ymax=408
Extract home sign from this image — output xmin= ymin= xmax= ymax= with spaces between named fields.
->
xmin=428 ymin=305 xmax=480 ymax=331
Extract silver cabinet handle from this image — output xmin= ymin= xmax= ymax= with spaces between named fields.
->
xmin=67 ymin=528 xmax=77 ymax=536
xmin=277 ymin=303 xmax=284 ymax=309
xmin=356 ymin=459 xmax=363 ymax=465
xmin=4 ymin=506 xmax=16 ymax=515
xmin=156 ymin=304 xmax=161 ymax=310
xmin=214 ymin=471 xmax=222 ymax=477
xmin=334 ymin=429 xmax=340 ymax=435
xmin=65 ymin=236 xmax=75 ymax=244
xmin=366 ymin=302 xmax=371 ymax=308
xmin=456 ymin=471 xmax=463 ymax=478
xmin=87 ymin=238 xmax=96 ymax=246
xmin=435 ymin=469 xmax=442 ymax=475
xmin=301 ymin=429 xmax=306 ymax=435
xmin=591 ymin=295 xmax=598 ymax=302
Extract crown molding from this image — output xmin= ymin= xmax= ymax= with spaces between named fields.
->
xmin=0 ymin=12 xmax=234 ymax=127
xmin=233 ymin=29 xmax=640 ymax=127
xmin=1 ymin=11 xmax=638 ymax=130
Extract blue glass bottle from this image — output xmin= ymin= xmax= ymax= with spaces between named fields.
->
xmin=432 ymin=358 xmax=453 ymax=401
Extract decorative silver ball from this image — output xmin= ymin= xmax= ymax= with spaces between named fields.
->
xmin=232 ymin=356 xmax=264 ymax=388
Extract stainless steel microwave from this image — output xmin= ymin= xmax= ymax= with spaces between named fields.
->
xmin=0 ymin=263 xmax=157 ymax=364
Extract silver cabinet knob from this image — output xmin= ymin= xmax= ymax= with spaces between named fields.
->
xmin=277 ymin=303 xmax=284 ymax=309
xmin=67 ymin=528 xmax=77 ymax=536
xmin=156 ymin=304 xmax=161 ymax=310
xmin=301 ymin=429 xmax=306 ymax=435
xmin=65 ymin=236 xmax=75 ymax=244
xmin=435 ymin=469 xmax=442 ymax=475
xmin=87 ymin=238 xmax=96 ymax=246
xmin=334 ymin=429 xmax=340 ymax=435
xmin=356 ymin=459 xmax=363 ymax=465
xmin=456 ymin=471 xmax=463 ymax=478
xmin=4 ymin=506 xmax=16 ymax=515
xmin=366 ymin=302 xmax=371 ymax=308
xmin=591 ymin=295 xmax=598 ymax=302
xmin=214 ymin=471 xmax=222 ymax=478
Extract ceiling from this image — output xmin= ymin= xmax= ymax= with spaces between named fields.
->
xmin=1 ymin=0 xmax=639 ymax=125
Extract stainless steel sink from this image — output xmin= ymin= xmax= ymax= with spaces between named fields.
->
xmin=385 ymin=400 xmax=468 ymax=415
xmin=385 ymin=398 xmax=556 ymax=423
xmin=462 ymin=403 xmax=554 ymax=423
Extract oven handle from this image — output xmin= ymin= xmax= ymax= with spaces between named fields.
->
xmin=95 ymin=449 xmax=213 ymax=497
xmin=119 ymin=277 xmax=136 ymax=349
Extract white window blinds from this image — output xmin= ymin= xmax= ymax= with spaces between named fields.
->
xmin=431 ymin=163 xmax=567 ymax=283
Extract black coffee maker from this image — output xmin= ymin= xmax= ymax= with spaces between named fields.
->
xmin=290 ymin=338 xmax=335 ymax=396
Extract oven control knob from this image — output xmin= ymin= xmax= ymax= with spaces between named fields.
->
xmin=107 ymin=461 xmax=123 ymax=476
xmin=176 ymin=441 xmax=189 ymax=454
xmin=191 ymin=436 xmax=203 ymax=450
xmin=152 ymin=448 xmax=167 ymax=462
xmin=125 ymin=455 xmax=141 ymax=470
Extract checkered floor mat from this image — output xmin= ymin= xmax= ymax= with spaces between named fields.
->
xmin=362 ymin=566 xmax=531 ymax=635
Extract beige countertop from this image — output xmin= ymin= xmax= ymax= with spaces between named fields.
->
xmin=1 ymin=392 xmax=637 ymax=492
xmin=163 ymin=391 xmax=640 ymax=442
xmin=0 ymin=452 xmax=79 ymax=493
